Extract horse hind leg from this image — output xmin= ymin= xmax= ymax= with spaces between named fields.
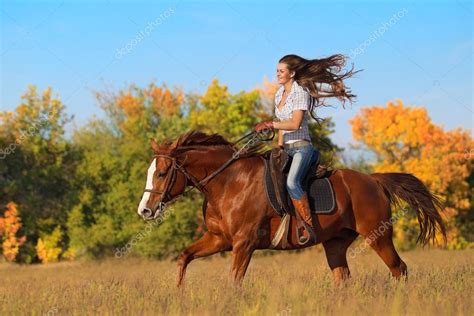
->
xmin=366 ymin=229 xmax=408 ymax=279
xmin=322 ymin=229 xmax=359 ymax=286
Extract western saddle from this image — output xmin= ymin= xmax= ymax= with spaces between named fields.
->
xmin=262 ymin=147 xmax=331 ymax=217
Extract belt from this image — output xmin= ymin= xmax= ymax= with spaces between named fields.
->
xmin=283 ymin=140 xmax=311 ymax=150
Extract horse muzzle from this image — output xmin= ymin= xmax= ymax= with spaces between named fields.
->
xmin=140 ymin=202 xmax=166 ymax=221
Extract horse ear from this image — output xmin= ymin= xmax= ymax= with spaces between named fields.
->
xmin=169 ymin=138 xmax=180 ymax=151
xmin=150 ymin=138 xmax=160 ymax=153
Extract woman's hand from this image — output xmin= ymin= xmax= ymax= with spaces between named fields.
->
xmin=254 ymin=121 xmax=274 ymax=132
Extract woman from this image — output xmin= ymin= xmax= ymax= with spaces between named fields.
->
xmin=255 ymin=54 xmax=358 ymax=244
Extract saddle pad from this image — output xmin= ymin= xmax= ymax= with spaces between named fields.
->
xmin=263 ymin=159 xmax=285 ymax=216
xmin=308 ymin=177 xmax=336 ymax=214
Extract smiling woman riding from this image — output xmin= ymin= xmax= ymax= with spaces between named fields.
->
xmin=255 ymin=54 xmax=358 ymax=244
xmin=135 ymin=58 xmax=445 ymax=286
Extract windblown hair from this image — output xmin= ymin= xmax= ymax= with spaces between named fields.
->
xmin=279 ymin=54 xmax=361 ymax=121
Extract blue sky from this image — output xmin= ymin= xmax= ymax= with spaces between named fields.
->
xmin=1 ymin=0 xmax=472 ymax=152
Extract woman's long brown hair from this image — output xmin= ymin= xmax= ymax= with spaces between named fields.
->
xmin=279 ymin=54 xmax=361 ymax=122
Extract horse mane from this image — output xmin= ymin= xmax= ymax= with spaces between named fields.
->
xmin=165 ymin=130 xmax=237 ymax=156
xmin=164 ymin=130 xmax=265 ymax=159
xmin=176 ymin=130 xmax=234 ymax=148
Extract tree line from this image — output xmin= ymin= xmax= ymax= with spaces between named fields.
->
xmin=0 ymin=80 xmax=472 ymax=263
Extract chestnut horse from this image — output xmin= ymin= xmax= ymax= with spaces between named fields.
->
xmin=137 ymin=130 xmax=446 ymax=286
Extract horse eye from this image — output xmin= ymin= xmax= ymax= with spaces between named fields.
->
xmin=158 ymin=171 xmax=167 ymax=177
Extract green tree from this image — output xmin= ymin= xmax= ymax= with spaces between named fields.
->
xmin=67 ymin=83 xmax=193 ymax=258
xmin=308 ymin=119 xmax=342 ymax=166
xmin=0 ymin=86 xmax=78 ymax=262
xmin=189 ymin=79 xmax=263 ymax=140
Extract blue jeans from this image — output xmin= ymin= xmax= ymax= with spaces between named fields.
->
xmin=285 ymin=144 xmax=319 ymax=199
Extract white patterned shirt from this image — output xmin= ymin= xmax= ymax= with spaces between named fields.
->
xmin=274 ymin=80 xmax=312 ymax=144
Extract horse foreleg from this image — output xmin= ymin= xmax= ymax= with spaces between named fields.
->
xmin=230 ymin=238 xmax=255 ymax=284
xmin=176 ymin=232 xmax=230 ymax=287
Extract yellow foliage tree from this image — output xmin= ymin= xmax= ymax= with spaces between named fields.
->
xmin=0 ymin=202 xmax=26 ymax=262
xmin=36 ymin=226 xmax=63 ymax=263
xmin=188 ymin=79 xmax=262 ymax=140
xmin=350 ymin=99 xmax=473 ymax=249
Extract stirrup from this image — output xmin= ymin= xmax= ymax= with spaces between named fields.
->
xmin=294 ymin=212 xmax=317 ymax=246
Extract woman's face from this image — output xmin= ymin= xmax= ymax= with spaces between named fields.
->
xmin=276 ymin=63 xmax=294 ymax=85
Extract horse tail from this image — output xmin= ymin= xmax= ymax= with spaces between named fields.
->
xmin=371 ymin=172 xmax=447 ymax=246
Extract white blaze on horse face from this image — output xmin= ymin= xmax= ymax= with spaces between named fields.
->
xmin=137 ymin=158 xmax=157 ymax=216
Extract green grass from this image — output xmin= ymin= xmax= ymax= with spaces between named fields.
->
xmin=0 ymin=249 xmax=472 ymax=315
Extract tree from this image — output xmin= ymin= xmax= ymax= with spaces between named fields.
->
xmin=36 ymin=226 xmax=63 ymax=263
xmin=0 ymin=86 xmax=78 ymax=262
xmin=0 ymin=202 xmax=26 ymax=262
xmin=308 ymin=119 xmax=343 ymax=166
xmin=189 ymin=79 xmax=263 ymax=141
xmin=67 ymin=83 xmax=193 ymax=259
xmin=350 ymin=99 xmax=473 ymax=249
xmin=1 ymin=80 xmax=345 ymax=262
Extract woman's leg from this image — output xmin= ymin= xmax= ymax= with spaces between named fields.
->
xmin=286 ymin=145 xmax=314 ymax=199
xmin=286 ymin=145 xmax=317 ymax=244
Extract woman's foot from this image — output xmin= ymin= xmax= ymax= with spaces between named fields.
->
xmin=291 ymin=193 xmax=316 ymax=245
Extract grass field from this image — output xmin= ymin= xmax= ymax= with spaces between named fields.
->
xmin=0 ymin=248 xmax=472 ymax=315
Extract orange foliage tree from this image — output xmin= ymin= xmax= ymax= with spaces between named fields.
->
xmin=350 ymin=99 xmax=473 ymax=249
xmin=0 ymin=202 xmax=26 ymax=262
xmin=255 ymin=76 xmax=280 ymax=118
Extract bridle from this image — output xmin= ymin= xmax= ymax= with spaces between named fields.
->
xmin=143 ymin=154 xmax=198 ymax=218
xmin=142 ymin=130 xmax=274 ymax=219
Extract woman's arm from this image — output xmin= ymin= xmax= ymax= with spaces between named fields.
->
xmin=273 ymin=110 xmax=304 ymax=130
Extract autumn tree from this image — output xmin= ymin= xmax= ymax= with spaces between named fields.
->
xmin=0 ymin=202 xmax=26 ymax=262
xmin=255 ymin=76 xmax=280 ymax=117
xmin=350 ymin=99 xmax=473 ymax=249
xmin=67 ymin=83 xmax=200 ymax=259
xmin=0 ymin=86 xmax=78 ymax=262
xmin=189 ymin=79 xmax=263 ymax=140
xmin=36 ymin=226 xmax=63 ymax=263
xmin=1 ymin=80 xmax=345 ymax=262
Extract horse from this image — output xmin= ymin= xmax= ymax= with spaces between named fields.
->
xmin=136 ymin=130 xmax=446 ymax=286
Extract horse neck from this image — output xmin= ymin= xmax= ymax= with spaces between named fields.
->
xmin=183 ymin=145 xmax=260 ymax=200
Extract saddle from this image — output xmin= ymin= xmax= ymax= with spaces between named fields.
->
xmin=262 ymin=148 xmax=334 ymax=216
xmin=261 ymin=148 xmax=336 ymax=248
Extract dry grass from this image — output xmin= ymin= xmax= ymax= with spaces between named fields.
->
xmin=0 ymin=248 xmax=472 ymax=315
